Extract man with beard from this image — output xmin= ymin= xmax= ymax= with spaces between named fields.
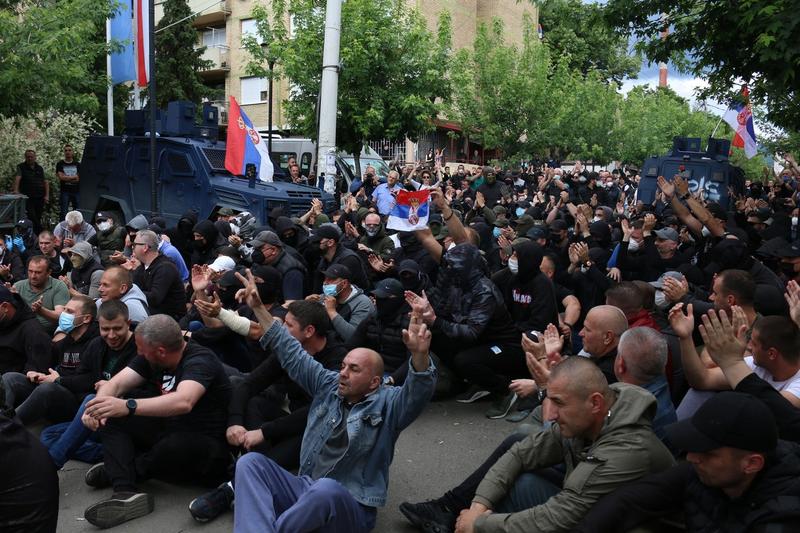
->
xmin=14 ymin=255 xmax=70 ymax=331
xmin=80 ymin=315 xmax=232 ymax=528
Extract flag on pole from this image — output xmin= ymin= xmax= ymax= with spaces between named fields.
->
xmin=537 ymin=23 xmax=544 ymax=40
xmin=723 ymin=86 xmax=757 ymax=159
xmin=109 ymin=0 xmax=136 ymax=84
xmin=225 ymin=96 xmax=274 ymax=182
xmin=135 ymin=0 xmax=150 ymax=86
xmin=386 ymin=190 xmax=431 ymax=231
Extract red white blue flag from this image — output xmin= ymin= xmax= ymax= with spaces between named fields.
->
xmin=387 ymin=190 xmax=431 ymax=231
xmin=225 ymin=96 xmax=274 ymax=182
xmin=723 ymin=86 xmax=757 ymax=159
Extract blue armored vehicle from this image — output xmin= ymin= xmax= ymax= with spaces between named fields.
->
xmin=637 ymin=136 xmax=744 ymax=209
xmin=79 ymin=101 xmax=335 ymax=226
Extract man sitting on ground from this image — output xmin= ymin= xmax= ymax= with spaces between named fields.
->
xmin=13 ymin=255 xmax=70 ymax=332
xmin=131 ymin=230 xmax=187 ymax=319
xmin=96 ymin=266 xmax=150 ymax=323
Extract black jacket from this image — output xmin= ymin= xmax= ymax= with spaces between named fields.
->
xmin=0 ymin=296 xmax=53 ymax=373
xmin=348 ymin=308 xmax=411 ymax=375
xmin=316 ymin=244 xmax=370 ymax=292
xmin=502 ymin=241 xmax=559 ymax=334
xmin=574 ymin=441 xmax=800 ymax=533
xmin=132 ymin=254 xmax=187 ymax=318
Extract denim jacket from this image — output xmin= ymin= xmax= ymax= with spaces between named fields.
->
xmin=260 ymin=321 xmax=436 ymax=507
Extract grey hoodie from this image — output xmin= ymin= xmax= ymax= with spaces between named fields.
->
xmin=330 ymin=286 xmax=375 ymax=343
xmin=95 ymin=283 xmax=150 ymax=323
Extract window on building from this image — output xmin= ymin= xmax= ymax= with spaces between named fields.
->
xmin=241 ymin=19 xmax=264 ymax=45
xmin=201 ymin=27 xmax=226 ymax=48
xmin=241 ymin=77 xmax=268 ymax=105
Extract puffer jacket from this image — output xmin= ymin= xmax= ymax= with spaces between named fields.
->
xmin=427 ymin=243 xmax=518 ymax=346
xmin=473 ymin=383 xmax=675 ymax=533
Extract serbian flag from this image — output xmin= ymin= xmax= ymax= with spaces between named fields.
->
xmin=387 ymin=190 xmax=431 ymax=231
xmin=723 ymin=86 xmax=757 ymax=159
xmin=225 ymin=96 xmax=274 ymax=182
xmin=135 ymin=0 xmax=150 ymax=86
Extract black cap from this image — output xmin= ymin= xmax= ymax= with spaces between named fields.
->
xmin=314 ymin=224 xmax=341 ymax=242
xmin=775 ymin=240 xmax=800 ymax=258
xmin=250 ymin=264 xmax=282 ymax=292
xmin=0 ymin=286 xmax=15 ymax=305
xmin=397 ymin=259 xmax=420 ymax=276
xmin=322 ymin=264 xmax=351 ymax=281
xmin=665 ymin=392 xmax=777 ymax=453
xmin=95 ymin=212 xmax=111 ymax=222
xmin=706 ymin=202 xmax=727 ymax=221
xmin=526 ymin=226 xmax=547 ymax=240
xmin=371 ymin=278 xmax=404 ymax=298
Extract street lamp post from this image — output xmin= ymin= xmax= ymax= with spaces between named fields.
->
xmin=268 ymin=59 xmax=275 ymax=154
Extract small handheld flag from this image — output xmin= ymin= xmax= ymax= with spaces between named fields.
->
xmin=387 ymin=190 xmax=431 ymax=231
xmin=225 ymin=96 xmax=274 ymax=182
xmin=722 ymin=86 xmax=757 ymax=159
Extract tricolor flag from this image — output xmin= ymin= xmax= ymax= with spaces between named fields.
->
xmin=225 ymin=96 xmax=274 ymax=182
xmin=723 ymin=86 xmax=757 ymax=159
xmin=109 ymin=0 xmax=136 ymax=84
xmin=135 ymin=0 xmax=150 ymax=86
xmin=387 ymin=190 xmax=431 ymax=231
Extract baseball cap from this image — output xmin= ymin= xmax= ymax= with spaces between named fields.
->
xmin=493 ymin=219 xmax=510 ymax=228
xmin=513 ymin=215 xmax=535 ymax=235
xmin=218 ymin=207 xmax=236 ymax=216
xmin=0 ymin=285 xmax=15 ymax=305
xmin=95 ymin=212 xmax=111 ymax=222
xmin=549 ymin=219 xmax=568 ymax=232
xmin=69 ymin=241 xmax=93 ymax=260
xmin=209 ymin=255 xmax=236 ymax=273
xmin=397 ymin=259 xmax=420 ymax=276
xmin=654 ymin=227 xmax=679 ymax=242
xmin=322 ymin=264 xmax=351 ymax=281
xmin=492 ymin=205 xmax=508 ymax=216
xmin=526 ymin=226 xmax=547 ymax=240
xmin=250 ymin=230 xmax=283 ymax=249
xmin=371 ymin=278 xmax=404 ymax=298
xmin=665 ymin=392 xmax=777 ymax=453
xmin=775 ymin=239 xmax=800 ymax=258
xmin=650 ymin=270 xmax=684 ymax=289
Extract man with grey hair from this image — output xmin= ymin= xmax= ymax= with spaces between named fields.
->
xmin=616 ymin=327 xmax=677 ymax=440
xmin=53 ymin=209 xmax=96 ymax=249
xmin=371 ymin=169 xmax=402 ymax=216
xmin=79 ymin=314 xmax=232 ymax=528
xmin=131 ymin=230 xmax=187 ymax=319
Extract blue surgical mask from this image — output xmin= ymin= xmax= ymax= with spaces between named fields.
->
xmin=322 ymin=283 xmax=340 ymax=297
xmin=492 ymin=227 xmax=502 ymax=238
xmin=59 ymin=312 xmax=76 ymax=333
xmin=515 ymin=207 xmax=525 ymax=217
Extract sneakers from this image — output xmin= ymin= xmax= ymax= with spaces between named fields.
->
xmin=399 ymin=499 xmax=456 ymax=533
xmin=455 ymin=385 xmax=491 ymax=403
xmin=84 ymin=492 xmax=154 ymax=528
xmin=485 ymin=392 xmax=518 ymax=419
xmin=189 ymin=482 xmax=235 ymax=522
xmin=85 ymin=462 xmax=111 ymax=489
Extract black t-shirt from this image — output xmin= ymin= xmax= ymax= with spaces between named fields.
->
xmin=17 ymin=162 xmax=46 ymax=198
xmin=56 ymin=159 xmax=81 ymax=193
xmin=128 ymin=341 xmax=231 ymax=438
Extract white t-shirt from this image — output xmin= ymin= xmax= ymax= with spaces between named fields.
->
xmin=746 ymin=356 xmax=800 ymax=399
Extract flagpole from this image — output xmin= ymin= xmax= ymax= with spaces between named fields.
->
xmin=106 ymin=18 xmax=115 ymax=136
xmin=707 ymin=115 xmax=725 ymax=149
xmin=148 ymin=0 xmax=158 ymax=215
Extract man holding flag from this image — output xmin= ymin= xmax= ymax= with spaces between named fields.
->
xmin=723 ymin=85 xmax=758 ymax=159
xmin=225 ymin=96 xmax=275 ymax=183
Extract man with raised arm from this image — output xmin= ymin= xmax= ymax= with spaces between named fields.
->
xmin=233 ymin=269 xmax=437 ymax=533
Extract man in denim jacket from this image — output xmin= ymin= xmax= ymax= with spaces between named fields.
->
xmin=233 ymin=269 xmax=437 ymax=533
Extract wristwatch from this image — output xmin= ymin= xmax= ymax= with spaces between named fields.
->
xmin=126 ymin=398 xmax=137 ymax=417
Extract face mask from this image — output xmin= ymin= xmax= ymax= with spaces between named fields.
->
xmin=376 ymin=297 xmax=405 ymax=320
xmin=322 ymin=283 xmax=340 ymax=297
xmin=59 ymin=312 xmax=77 ymax=333
xmin=447 ymin=241 xmax=456 ymax=251
xmin=97 ymin=221 xmax=112 ymax=232
xmin=654 ymin=290 xmax=669 ymax=310
xmin=578 ymin=177 xmax=587 ymax=184
xmin=364 ymin=227 xmax=379 ymax=237
xmin=592 ymin=216 xmax=602 ymax=223
xmin=70 ymin=255 xmax=85 ymax=269
xmin=508 ymin=258 xmax=519 ymax=274
xmin=628 ymin=239 xmax=640 ymax=252
xmin=492 ymin=227 xmax=502 ymax=239
xmin=702 ymin=226 xmax=711 ymax=237
xmin=781 ymin=262 xmax=798 ymax=278
xmin=515 ymin=207 xmax=525 ymax=217
xmin=793 ymin=217 xmax=799 ymax=226
xmin=251 ymin=249 xmax=265 ymax=264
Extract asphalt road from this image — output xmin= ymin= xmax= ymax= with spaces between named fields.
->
xmin=55 ymin=398 xmax=515 ymax=532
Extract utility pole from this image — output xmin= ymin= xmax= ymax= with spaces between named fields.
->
xmin=148 ymin=0 xmax=158 ymax=214
xmin=316 ymin=0 xmax=342 ymax=194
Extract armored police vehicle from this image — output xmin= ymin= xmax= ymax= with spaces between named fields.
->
xmin=79 ymin=101 xmax=335 ymax=226
xmin=637 ymin=136 xmax=744 ymax=209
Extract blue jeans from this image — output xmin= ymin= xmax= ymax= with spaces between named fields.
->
xmin=233 ymin=453 xmax=376 ymax=533
xmin=40 ymin=394 xmax=103 ymax=469
xmin=495 ymin=472 xmax=561 ymax=513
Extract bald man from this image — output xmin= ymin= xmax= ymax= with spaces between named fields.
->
xmin=232 ymin=271 xmax=437 ymax=533
xmin=578 ymin=304 xmax=628 ymax=383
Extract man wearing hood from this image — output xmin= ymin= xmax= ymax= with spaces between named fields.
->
xmin=0 ymin=285 xmax=53 ymax=381
xmin=313 ymin=224 xmax=370 ymax=292
xmin=66 ymin=242 xmax=104 ymax=299
xmin=166 ymin=210 xmax=198 ymax=268
xmin=97 ymin=267 xmax=150 ymax=323
xmin=476 ymin=167 xmax=504 ymax=208
xmin=274 ymin=215 xmax=309 ymax=256
xmin=191 ymin=220 xmax=227 ymax=266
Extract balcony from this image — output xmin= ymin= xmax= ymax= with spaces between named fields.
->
xmin=189 ymin=0 xmax=230 ymax=28
xmin=198 ymin=45 xmax=230 ymax=79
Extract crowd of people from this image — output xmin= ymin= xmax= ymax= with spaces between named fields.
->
xmin=2 ymin=146 xmax=800 ymax=532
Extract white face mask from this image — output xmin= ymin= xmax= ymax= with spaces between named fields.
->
xmin=447 ymin=241 xmax=456 ymax=251
xmin=628 ymin=239 xmax=640 ymax=252
xmin=97 ymin=221 xmax=112 ymax=232
xmin=592 ymin=216 xmax=602 ymax=223
xmin=654 ymin=290 xmax=669 ymax=310
xmin=508 ymin=258 xmax=519 ymax=274
xmin=793 ymin=216 xmax=799 ymax=226
xmin=702 ymin=226 xmax=711 ymax=237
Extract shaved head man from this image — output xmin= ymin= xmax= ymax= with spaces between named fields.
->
xmin=579 ymin=304 xmax=628 ymax=383
xmin=338 ymin=348 xmax=384 ymax=403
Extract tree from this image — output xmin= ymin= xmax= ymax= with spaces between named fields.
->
xmin=0 ymin=0 xmax=112 ymax=117
xmin=245 ymin=0 xmax=451 ymax=175
xmin=604 ymin=0 xmax=800 ymax=133
xmin=154 ymin=0 xmax=213 ymax=108
xmin=538 ymin=0 xmax=640 ymax=85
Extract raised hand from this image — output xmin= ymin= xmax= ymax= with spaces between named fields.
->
xmin=367 ymin=253 xmax=388 ymax=273
xmin=404 ymin=290 xmax=435 ymax=324
xmin=521 ymin=332 xmax=545 ymax=361
xmin=643 ymin=213 xmax=656 ymax=232
xmin=673 ymin=176 xmax=689 ymax=197
xmin=191 ymin=264 xmax=210 ymax=293
xmin=542 ymin=323 xmax=564 ymax=357
xmin=668 ymin=302 xmax=695 ymax=339
xmin=475 ymin=191 xmax=485 ymax=209
xmin=195 ymin=291 xmax=222 ymax=317
xmin=402 ymin=313 xmax=432 ymax=357
xmin=234 ymin=268 xmax=263 ymax=309
xmin=699 ymin=309 xmax=747 ymax=368
xmin=620 ymin=217 xmax=633 ymax=240
xmin=657 ymin=176 xmax=675 ymax=198
xmin=662 ymin=276 xmax=688 ymax=303
xmin=785 ymin=279 xmax=800 ymax=327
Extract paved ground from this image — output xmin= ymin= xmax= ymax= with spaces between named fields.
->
xmin=55 ymin=399 xmax=517 ymax=532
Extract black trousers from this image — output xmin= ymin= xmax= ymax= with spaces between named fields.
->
xmin=100 ymin=416 xmax=230 ymax=493
xmin=25 ymin=197 xmax=45 ymax=234
xmin=244 ymin=394 xmax=305 ymax=471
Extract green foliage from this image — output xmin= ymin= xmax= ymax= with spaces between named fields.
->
xmin=154 ymin=0 xmax=214 ymax=108
xmin=245 ymin=0 xmax=451 ymax=158
xmin=538 ymin=0 xmax=640 ymax=84
xmin=0 ymin=0 xmax=113 ymax=117
xmin=0 ymin=110 xmax=98 ymax=223
xmin=604 ymin=0 xmax=800 ymax=133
